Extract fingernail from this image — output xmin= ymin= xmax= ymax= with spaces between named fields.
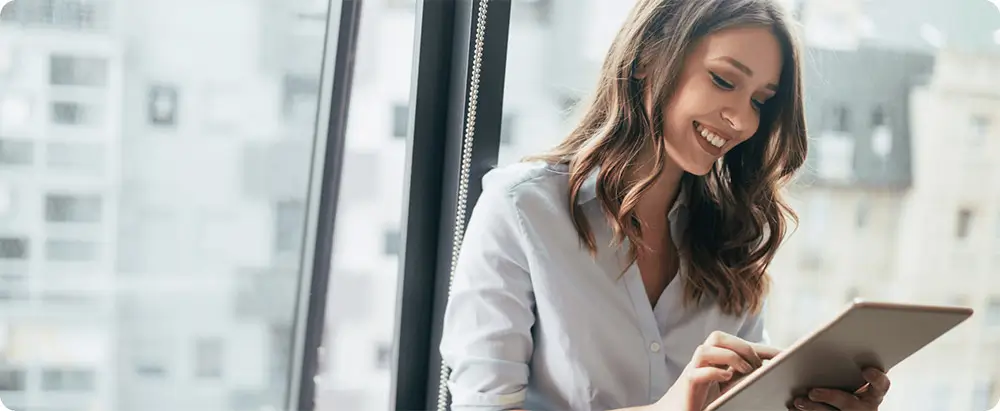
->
xmin=739 ymin=361 xmax=753 ymax=373
xmin=863 ymin=368 xmax=879 ymax=379
xmin=809 ymin=389 xmax=826 ymax=400
xmin=794 ymin=399 xmax=808 ymax=410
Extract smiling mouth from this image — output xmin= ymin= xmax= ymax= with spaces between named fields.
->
xmin=693 ymin=121 xmax=729 ymax=148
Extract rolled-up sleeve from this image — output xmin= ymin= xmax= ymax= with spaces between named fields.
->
xmin=440 ymin=173 xmax=536 ymax=411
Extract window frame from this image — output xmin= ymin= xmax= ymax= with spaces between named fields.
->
xmin=390 ymin=0 xmax=512 ymax=409
xmin=286 ymin=0 xmax=513 ymax=410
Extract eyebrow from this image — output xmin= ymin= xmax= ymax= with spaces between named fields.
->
xmin=718 ymin=56 xmax=779 ymax=91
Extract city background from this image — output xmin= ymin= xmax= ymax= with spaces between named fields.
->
xmin=0 ymin=0 xmax=996 ymax=410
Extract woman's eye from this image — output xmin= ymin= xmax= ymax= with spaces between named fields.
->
xmin=751 ymin=99 xmax=765 ymax=110
xmin=710 ymin=72 xmax=734 ymax=90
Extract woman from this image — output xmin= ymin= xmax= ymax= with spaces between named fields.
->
xmin=440 ymin=0 xmax=891 ymax=410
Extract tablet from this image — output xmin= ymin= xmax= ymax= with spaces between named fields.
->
xmin=705 ymin=300 xmax=974 ymax=411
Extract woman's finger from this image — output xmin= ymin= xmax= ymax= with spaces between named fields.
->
xmin=704 ymin=331 xmax=763 ymax=368
xmin=691 ymin=345 xmax=755 ymax=374
xmin=748 ymin=342 xmax=782 ymax=360
xmin=685 ymin=366 xmax=734 ymax=385
xmin=860 ymin=368 xmax=890 ymax=399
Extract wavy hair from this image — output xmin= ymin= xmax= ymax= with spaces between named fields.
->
xmin=528 ymin=0 xmax=808 ymax=316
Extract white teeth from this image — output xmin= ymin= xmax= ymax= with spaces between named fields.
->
xmin=696 ymin=123 xmax=726 ymax=148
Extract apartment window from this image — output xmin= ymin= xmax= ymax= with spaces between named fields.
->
xmin=45 ymin=194 xmax=102 ymax=223
xmin=194 ymin=338 xmax=224 ymax=379
xmin=49 ymin=55 xmax=107 ymax=87
xmin=375 ymin=342 xmax=392 ymax=369
xmin=0 ymin=369 xmax=25 ymax=391
xmin=956 ymin=209 xmax=973 ymax=240
xmin=500 ymin=113 xmax=517 ymax=146
xmin=50 ymin=101 xmax=99 ymax=125
xmin=391 ymin=103 xmax=408 ymax=138
xmin=2 ymin=0 xmax=107 ymax=30
xmin=282 ymin=74 xmax=319 ymax=121
xmin=148 ymin=85 xmax=179 ymax=126
xmin=134 ymin=364 xmax=166 ymax=378
xmin=830 ymin=105 xmax=850 ymax=132
xmin=383 ymin=228 xmax=400 ymax=255
xmin=45 ymin=239 xmax=99 ymax=262
xmin=871 ymin=107 xmax=886 ymax=127
xmin=274 ymin=200 xmax=305 ymax=253
xmin=0 ymin=139 xmax=33 ymax=165
xmin=987 ymin=298 xmax=1000 ymax=327
xmin=51 ymin=101 xmax=81 ymax=124
xmin=41 ymin=369 xmax=95 ymax=391
xmin=0 ymin=237 xmax=28 ymax=259
xmin=46 ymin=142 xmax=104 ymax=173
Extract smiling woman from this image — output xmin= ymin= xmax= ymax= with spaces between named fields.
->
xmin=438 ymin=0 xmax=825 ymax=410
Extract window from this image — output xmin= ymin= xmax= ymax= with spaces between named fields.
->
xmin=957 ymin=209 xmax=973 ymax=240
xmin=383 ymin=228 xmax=400 ymax=256
xmin=274 ymin=200 xmax=305 ymax=253
xmin=871 ymin=107 xmax=886 ymax=127
xmin=45 ymin=194 xmax=102 ymax=223
xmin=194 ymin=338 xmax=224 ymax=379
xmin=148 ymin=85 xmax=178 ymax=126
xmin=51 ymin=101 xmax=98 ymax=125
xmin=831 ymin=104 xmax=850 ymax=132
xmin=0 ymin=237 xmax=28 ymax=259
xmin=3 ymin=0 xmax=336 ymax=409
xmin=51 ymin=101 xmax=82 ymax=124
xmin=0 ymin=139 xmax=33 ymax=166
xmin=134 ymin=364 xmax=167 ymax=378
xmin=45 ymin=239 xmax=99 ymax=262
xmin=282 ymin=74 xmax=319 ymax=122
xmin=41 ymin=369 xmax=95 ymax=391
xmin=46 ymin=142 xmax=105 ymax=173
xmin=49 ymin=55 xmax=107 ymax=87
xmin=391 ymin=103 xmax=409 ymax=138
xmin=1 ymin=0 xmax=108 ymax=30
xmin=0 ymin=369 xmax=25 ymax=391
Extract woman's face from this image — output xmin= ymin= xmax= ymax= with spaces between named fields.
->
xmin=659 ymin=26 xmax=783 ymax=176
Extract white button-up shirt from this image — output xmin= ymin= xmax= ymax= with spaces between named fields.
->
xmin=440 ymin=161 xmax=769 ymax=411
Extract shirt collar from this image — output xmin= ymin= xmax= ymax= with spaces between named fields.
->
xmin=576 ymin=168 xmax=690 ymax=219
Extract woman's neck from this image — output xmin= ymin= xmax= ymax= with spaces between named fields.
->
xmin=634 ymin=156 xmax=685 ymax=229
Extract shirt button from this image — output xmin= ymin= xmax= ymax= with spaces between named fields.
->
xmin=650 ymin=342 xmax=661 ymax=352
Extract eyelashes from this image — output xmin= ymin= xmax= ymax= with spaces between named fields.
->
xmin=709 ymin=71 xmax=766 ymax=110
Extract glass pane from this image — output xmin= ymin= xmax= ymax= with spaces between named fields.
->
xmin=312 ymin=0 xmax=416 ymax=410
xmin=499 ymin=0 xmax=999 ymax=410
xmin=0 ymin=0 xmax=332 ymax=408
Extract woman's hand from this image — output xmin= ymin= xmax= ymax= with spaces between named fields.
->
xmin=789 ymin=368 xmax=891 ymax=411
xmin=647 ymin=331 xmax=780 ymax=411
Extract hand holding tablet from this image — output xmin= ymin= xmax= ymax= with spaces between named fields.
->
xmin=705 ymin=300 xmax=973 ymax=411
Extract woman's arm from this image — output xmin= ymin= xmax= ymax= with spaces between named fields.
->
xmin=440 ymin=172 xmax=537 ymax=411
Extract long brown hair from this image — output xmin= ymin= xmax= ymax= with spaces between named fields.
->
xmin=529 ymin=0 xmax=807 ymax=316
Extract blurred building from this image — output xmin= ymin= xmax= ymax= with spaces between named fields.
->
xmin=0 ymin=0 xmax=122 ymax=409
